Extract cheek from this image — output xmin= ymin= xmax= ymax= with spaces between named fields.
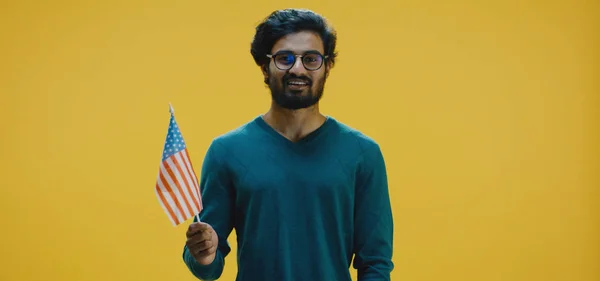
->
xmin=270 ymin=71 xmax=285 ymax=83
xmin=312 ymin=72 xmax=326 ymax=84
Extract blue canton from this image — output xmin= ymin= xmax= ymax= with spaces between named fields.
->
xmin=162 ymin=114 xmax=186 ymax=161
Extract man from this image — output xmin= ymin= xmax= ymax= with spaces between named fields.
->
xmin=183 ymin=8 xmax=394 ymax=281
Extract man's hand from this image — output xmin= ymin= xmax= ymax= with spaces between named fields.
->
xmin=186 ymin=222 xmax=219 ymax=265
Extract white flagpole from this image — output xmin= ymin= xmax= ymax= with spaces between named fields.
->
xmin=169 ymin=102 xmax=175 ymax=115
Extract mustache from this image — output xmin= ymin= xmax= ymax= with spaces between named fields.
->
xmin=283 ymin=74 xmax=312 ymax=85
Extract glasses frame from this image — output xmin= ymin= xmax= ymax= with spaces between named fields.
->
xmin=266 ymin=51 xmax=329 ymax=71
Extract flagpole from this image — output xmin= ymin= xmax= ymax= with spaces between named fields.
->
xmin=169 ymin=102 xmax=201 ymax=224
xmin=169 ymin=102 xmax=175 ymax=115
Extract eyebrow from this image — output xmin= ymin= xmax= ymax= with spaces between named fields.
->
xmin=273 ymin=49 xmax=323 ymax=55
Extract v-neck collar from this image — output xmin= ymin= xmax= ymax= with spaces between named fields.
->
xmin=253 ymin=115 xmax=333 ymax=151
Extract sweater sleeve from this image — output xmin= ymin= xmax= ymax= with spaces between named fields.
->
xmin=182 ymin=140 xmax=236 ymax=281
xmin=353 ymin=144 xmax=395 ymax=281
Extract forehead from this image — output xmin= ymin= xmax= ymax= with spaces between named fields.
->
xmin=271 ymin=31 xmax=324 ymax=54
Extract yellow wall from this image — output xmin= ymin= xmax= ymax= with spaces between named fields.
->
xmin=1 ymin=0 xmax=598 ymax=280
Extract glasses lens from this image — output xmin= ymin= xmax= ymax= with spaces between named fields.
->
xmin=302 ymin=54 xmax=323 ymax=70
xmin=272 ymin=53 xmax=324 ymax=70
xmin=274 ymin=54 xmax=295 ymax=69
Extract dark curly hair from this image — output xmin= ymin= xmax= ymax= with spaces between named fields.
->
xmin=250 ymin=8 xmax=338 ymax=71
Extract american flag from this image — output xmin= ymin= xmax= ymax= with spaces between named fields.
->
xmin=155 ymin=104 xmax=202 ymax=226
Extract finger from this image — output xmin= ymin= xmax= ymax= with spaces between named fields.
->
xmin=186 ymin=222 xmax=210 ymax=237
xmin=186 ymin=222 xmax=206 ymax=235
xmin=187 ymin=227 xmax=213 ymax=242
xmin=196 ymin=240 xmax=215 ymax=252
xmin=186 ymin=232 xmax=212 ymax=248
xmin=187 ymin=227 xmax=213 ymax=241
xmin=193 ymin=241 xmax=217 ymax=257
xmin=189 ymin=241 xmax=213 ymax=256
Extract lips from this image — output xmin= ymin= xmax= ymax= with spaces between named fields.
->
xmin=288 ymin=81 xmax=308 ymax=86
xmin=285 ymin=78 xmax=311 ymax=87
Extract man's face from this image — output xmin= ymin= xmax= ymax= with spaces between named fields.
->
xmin=263 ymin=31 xmax=330 ymax=110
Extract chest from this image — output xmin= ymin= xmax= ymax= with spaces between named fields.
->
xmin=233 ymin=149 xmax=356 ymax=204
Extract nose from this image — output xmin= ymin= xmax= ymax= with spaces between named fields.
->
xmin=288 ymin=56 xmax=307 ymax=75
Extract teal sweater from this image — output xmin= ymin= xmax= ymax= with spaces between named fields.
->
xmin=182 ymin=116 xmax=394 ymax=281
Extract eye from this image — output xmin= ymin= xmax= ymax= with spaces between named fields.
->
xmin=275 ymin=54 xmax=295 ymax=65
xmin=303 ymin=54 xmax=322 ymax=64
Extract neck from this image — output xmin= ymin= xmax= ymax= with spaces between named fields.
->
xmin=262 ymin=102 xmax=326 ymax=142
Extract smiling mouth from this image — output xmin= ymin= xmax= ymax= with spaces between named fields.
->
xmin=288 ymin=81 xmax=308 ymax=85
xmin=286 ymin=79 xmax=310 ymax=88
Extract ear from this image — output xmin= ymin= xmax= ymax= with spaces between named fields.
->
xmin=261 ymin=64 xmax=269 ymax=78
xmin=325 ymin=61 xmax=332 ymax=78
xmin=261 ymin=64 xmax=270 ymax=85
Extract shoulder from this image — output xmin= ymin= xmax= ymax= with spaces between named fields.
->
xmin=330 ymin=119 xmax=387 ymax=178
xmin=207 ymin=116 xmax=260 ymax=148
xmin=202 ymin=116 xmax=263 ymax=165
xmin=329 ymin=117 xmax=382 ymax=155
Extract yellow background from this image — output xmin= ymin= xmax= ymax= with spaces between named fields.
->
xmin=1 ymin=0 xmax=598 ymax=280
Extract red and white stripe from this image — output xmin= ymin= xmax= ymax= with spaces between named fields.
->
xmin=155 ymin=149 xmax=202 ymax=226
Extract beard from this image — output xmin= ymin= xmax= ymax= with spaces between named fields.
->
xmin=268 ymin=73 xmax=326 ymax=110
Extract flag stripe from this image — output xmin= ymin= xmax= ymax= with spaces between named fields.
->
xmin=183 ymin=149 xmax=201 ymax=197
xmin=176 ymin=151 xmax=201 ymax=207
xmin=165 ymin=158 xmax=194 ymax=211
xmin=172 ymin=153 xmax=199 ymax=214
xmin=172 ymin=158 xmax=198 ymax=214
xmin=157 ymin=172 xmax=184 ymax=224
xmin=164 ymin=159 xmax=195 ymax=218
xmin=176 ymin=151 xmax=200 ymax=202
xmin=158 ymin=170 xmax=188 ymax=222
xmin=156 ymin=175 xmax=183 ymax=225
xmin=155 ymin=183 xmax=178 ymax=225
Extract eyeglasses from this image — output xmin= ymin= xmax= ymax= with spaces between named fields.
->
xmin=266 ymin=52 xmax=328 ymax=71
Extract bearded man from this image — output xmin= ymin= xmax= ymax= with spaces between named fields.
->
xmin=182 ymin=8 xmax=394 ymax=281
